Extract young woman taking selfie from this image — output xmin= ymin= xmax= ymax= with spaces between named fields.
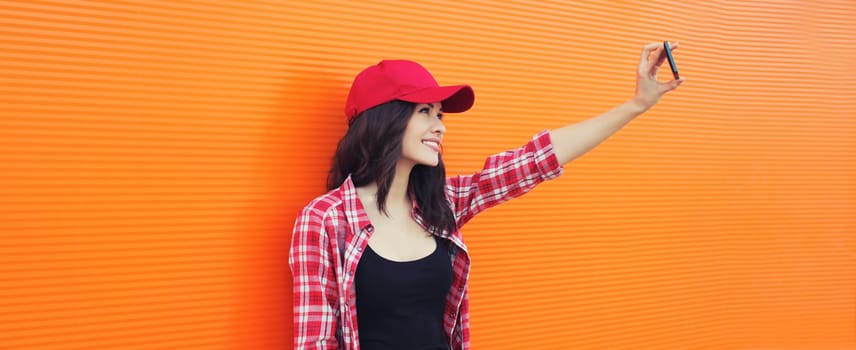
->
xmin=290 ymin=42 xmax=684 ymax=350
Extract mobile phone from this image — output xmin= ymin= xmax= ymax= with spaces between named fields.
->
xmin=663 ymin=41 xmax=680 ymax=80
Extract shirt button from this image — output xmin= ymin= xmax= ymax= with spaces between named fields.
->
xmin=366 ymin=226 xmax=374 ymax=233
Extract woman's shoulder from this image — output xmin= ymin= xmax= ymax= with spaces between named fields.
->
xmin=292 ymin=188 xmax=346 ymax=245
xmin=299 ymin=187 xmax=346 ymax=220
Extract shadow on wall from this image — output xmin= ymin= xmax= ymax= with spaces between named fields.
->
xmin=234 ymin=70 xmax=348 ymax=347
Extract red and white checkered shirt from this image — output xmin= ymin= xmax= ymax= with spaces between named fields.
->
xmin=289 ymin=130 xmax=563 ymax=350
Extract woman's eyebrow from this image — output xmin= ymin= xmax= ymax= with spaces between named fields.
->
xmin=421 ymin=103 xmax=441 ymax=111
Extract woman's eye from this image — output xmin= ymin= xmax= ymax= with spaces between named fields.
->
xmin=419 ymin=106 xmax=441 ymax=119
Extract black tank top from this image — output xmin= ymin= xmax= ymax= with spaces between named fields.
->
xmin=354 ymin=235 xmax=453 ymax=350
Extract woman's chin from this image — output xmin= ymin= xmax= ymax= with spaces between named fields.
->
xmin=420 ymin=157 xmax=440 ymax=167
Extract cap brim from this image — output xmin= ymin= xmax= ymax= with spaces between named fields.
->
xmin=398 ymin=85 xmax=475 ymax=114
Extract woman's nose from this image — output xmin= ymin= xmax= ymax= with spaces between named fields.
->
xmin=433 ymin=119 xmax=446 ymax=135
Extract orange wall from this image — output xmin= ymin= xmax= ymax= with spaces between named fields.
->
xmin=1 ymin=1 xmax=854 ymax=349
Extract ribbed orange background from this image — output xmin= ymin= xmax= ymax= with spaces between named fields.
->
xmin=1 ymin=1 xmax=854 ymax=349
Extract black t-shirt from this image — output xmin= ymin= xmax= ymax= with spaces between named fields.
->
xmin=354 ymin=235 xmax=453 ymax=350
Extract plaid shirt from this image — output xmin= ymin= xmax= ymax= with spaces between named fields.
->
xmin=289 ymin=130 xmax=564 ymax=350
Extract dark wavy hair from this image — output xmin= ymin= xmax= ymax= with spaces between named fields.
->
xmin=327 ymin=100 xmax=456 ymax=235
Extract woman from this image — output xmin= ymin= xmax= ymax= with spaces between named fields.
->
xmin=290 ymin=42 xmax=684 ymax=350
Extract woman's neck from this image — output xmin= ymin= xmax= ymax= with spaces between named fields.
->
xmin=358 ymin=161 xmax=414 ymax=216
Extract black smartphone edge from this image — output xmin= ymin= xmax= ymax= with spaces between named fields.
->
xmin=663 ymin=41 xmax=680 ymax=80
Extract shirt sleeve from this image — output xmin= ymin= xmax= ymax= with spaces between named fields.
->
xmin=288 ymin=207 xmax=340 ymax=349
xmin=446 ymin=130 xmax=564 ymax=227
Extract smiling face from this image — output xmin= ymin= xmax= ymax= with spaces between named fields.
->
xmin=399 ymin=102 xmax=446 ymax=168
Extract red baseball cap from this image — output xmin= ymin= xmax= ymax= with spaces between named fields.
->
xmin=344 ymin=60 xmax=475 ymax=124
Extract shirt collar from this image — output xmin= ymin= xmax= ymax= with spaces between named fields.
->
xmin=340 ymin=175 xmax=444 ymax=237
xmin=340 ymin=175 xmax=373 ymax=234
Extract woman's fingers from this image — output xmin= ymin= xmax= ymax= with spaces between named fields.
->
xmin=659 ymin=78 xmax=684 ymax=94
xmin=635 ymin=42 xmax=685 ymax=109
xmin=639 ymin=42 xmax=661 ymax=67
xmin=640 ymin=42 xmax=661 ymax=59
xmin=640 ymin=42 xmax=681 ymax=77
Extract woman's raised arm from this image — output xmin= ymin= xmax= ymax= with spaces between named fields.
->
xmin=551 ymin=42 xmax=685 ymax=165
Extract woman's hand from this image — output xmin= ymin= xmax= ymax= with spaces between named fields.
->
xmin=631 ymin=41 xmax=684 ymax=111
xmin=551 ymin=42 xmax=686 ymax=165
